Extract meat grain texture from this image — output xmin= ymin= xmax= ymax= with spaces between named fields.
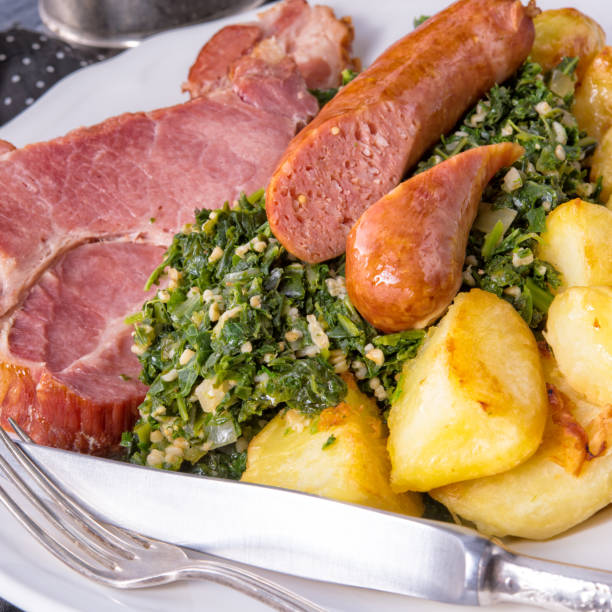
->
xmin=266 ymin=0 xmax=535 ymax=263
xmin=0 ymin=0 xmax=355 ymax=453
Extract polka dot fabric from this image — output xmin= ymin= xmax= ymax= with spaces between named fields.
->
xmin=0 ymin=28 xmax=118 ymax=125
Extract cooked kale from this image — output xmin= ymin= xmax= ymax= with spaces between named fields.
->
xmin=188 ymin=447 xmax=247 ymax=480
xmin=125 ymin=58 xmax=600 ymax=478
xmin=415 ymin=59 xmax=601 ymax=327
xmin=310 ymin=68 xmax=358 ymax=107
xmin=126 ymin=192 xmax=423 ymax=472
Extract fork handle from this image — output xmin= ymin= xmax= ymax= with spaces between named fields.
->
xmin=175 ymin=560 xmax=325 ymax=612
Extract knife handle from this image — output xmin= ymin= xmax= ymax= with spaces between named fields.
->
xmin=482 ymin=545 xmax=612 ymax=611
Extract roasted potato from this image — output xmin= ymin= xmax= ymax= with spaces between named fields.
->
xmin=387 ymin=289 xmax=547 ymax=493
xmin=589 ymin=127 xmax=612 ymax=206
xmin=531 ymin=8 xmax=605 ymax=82
xmin=241 ymin=374 xmax=422 ymax=516
xmin=573 ymin=46 xmax=612 ymax=141
xmin=431 ymin=348 xmax=612 ymax=540
xmin=537 ymin=199 xmax=612 ymax=289
xmin=545 ymin=286 xmax=612 ymax=407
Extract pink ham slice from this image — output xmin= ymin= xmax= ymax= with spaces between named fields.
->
xmin=0 ymin=140 xmax=14 ymax=155
xmin=257 ymin=0 xmax=358 ymax=89
xmin=0 ymin=94 xmax=300 ymax=317
xmin=0 ymin=242 xmax=164 ymax=452
xmin=0 ymin=0 xmax=354 ymax=453
xmin=184 ymin=0 xmax=357 ymax=97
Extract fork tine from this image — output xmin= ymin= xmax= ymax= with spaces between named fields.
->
xmin=0 ymin=426 xmax=326 ymax=611
xmin=0 ymin=425 xmax=145 ymax=556
xmin=0 ymin=454 xmax=119 ymax=570
xmin=8 ymin=418 xmax=32 ymax=442
xmin=0 ymin=478 xmax=118 ymax=583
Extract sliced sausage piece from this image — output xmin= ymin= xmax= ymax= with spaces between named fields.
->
xmin=266 ymin=0 xmax=535 ymax=263
xmin=346 ymin=142 xmax=525 ymax=332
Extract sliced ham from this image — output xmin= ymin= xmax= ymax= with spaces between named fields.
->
xmin=183 ymin=24 xmax=264 ymax=98
xmin=0 ymin=0 xmax=354 ymax=453
xmin=0 ymin=140 xmax=14 ymax=156
xmin=184 ymin=0 xmax=357 ymax=97
xmin=0 ymin=94 xmax=299 ymax=317
xmin=258 ymin=0 xmax=358 ymax=89
xmin=0 ymin=242 xmax=163 ymax=452
xmin=230 ymin=39 xmax=319 ymax=124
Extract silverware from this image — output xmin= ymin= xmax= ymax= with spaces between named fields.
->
xmin=0 ymin=422 xmax=323 ymax=612
xmin=4 ymin=430 xmax=612 ymax=610
xmin=38 ymin=0 xmax=267 ymax=48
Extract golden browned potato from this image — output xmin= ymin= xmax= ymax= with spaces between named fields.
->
xmin=573 ymin=46 xmax=612 ymax=141
xmin=589 ymin=127 xmax=612 ymax=205
xmin=545 ymin=286 xmax=612 ymax=407
xmin=531 ymin=9 xmax=605 ymax=82
xmin=241 ymin=374 xmax=422 ymax=516
xmin=387 ymin=289 xmax=547 ymax=493
xmin=537 ymin=199 xmax=612 ymax=289
xmin=431 ymin=347 xmax=612 ymax=540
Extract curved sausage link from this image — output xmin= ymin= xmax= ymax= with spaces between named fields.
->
xmin=346 ymin=142 xmax=525 ymax=332
xmin=266 ymin=0 xmax=534 ymax=263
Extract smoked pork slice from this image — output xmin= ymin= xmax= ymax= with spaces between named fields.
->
xmin=0 ymin=0 xmax=355 ymax=452
xmin=230 ymin=40 xmax=319 ymax=125
xmin=0 ymin=94 xmax=300 ymax=318
xmin=183 ymin=24 xmax=264 ymax=98
xmin=0 ymin=242 xmax=164 ymax=452
xmin=184 ymin=0 xmax=356 ymax=97
xmin=0 ymin=140 xmax=14 ymax=155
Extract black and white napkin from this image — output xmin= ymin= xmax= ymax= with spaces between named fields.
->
xmin=0 ymin=27 xmax=118 ymax=126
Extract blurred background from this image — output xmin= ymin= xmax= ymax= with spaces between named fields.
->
xmin=0 ymin=0 xmax=269 ymax=125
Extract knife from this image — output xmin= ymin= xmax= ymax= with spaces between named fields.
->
xmin=9 ymin=441 xmax=612 ymax=611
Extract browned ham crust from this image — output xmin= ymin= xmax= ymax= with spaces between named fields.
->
xmin=184 ymin=0 xmax=357 ymax=97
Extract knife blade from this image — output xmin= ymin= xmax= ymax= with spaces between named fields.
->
xmin=10 ymin=442 xmax=612 ymax=610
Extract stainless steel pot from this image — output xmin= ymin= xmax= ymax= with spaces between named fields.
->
xmin=38 ymin=0 xmax=267 ymax=48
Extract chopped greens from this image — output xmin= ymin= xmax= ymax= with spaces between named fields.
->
xmin=126 ymin=57 xmax=601 ymax=479
xmin=322 ymin=434 xmax=337 ymax=450
xmin=310 ymin=68 xmax=358 ymax=107
xmin=127 ymin=192 xmax=423 ymax=472
xmin=415 ymin=58 xmax=601 ymax=327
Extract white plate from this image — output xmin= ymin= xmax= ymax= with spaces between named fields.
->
xmin=1 ymin=1 xmax=612 ymax=610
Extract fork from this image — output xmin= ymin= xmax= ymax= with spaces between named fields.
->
xmin=0 ymin=420 xmax=325 ymax=612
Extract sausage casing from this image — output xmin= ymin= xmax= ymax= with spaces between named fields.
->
xmin=345 ymin=142 xmax=524 ymax=332
xmin=266 ymin=0 xmax=535 ymax=263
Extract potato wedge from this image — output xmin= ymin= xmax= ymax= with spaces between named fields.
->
xmin=573 ymin=46 xmax=612 ymax=141
xmin=387 ymin=289 xmax=547 ymax=492
xmin=431 ymin=348 xmax=612 ymax=540
xmin=545 ymin=286 xmax=612 ymax=407
xmin=537 ymin=199 xmax=612 ymax=289
xmin=531 ymin=9 xmax=605 ymax=81
xmin=589 ymin=127 xmax=612 ymax=206
xmin=241 ymin=374 xmax=422 ymax=516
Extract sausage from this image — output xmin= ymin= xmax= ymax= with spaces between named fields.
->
xmin=345 ymin=142 xmax=525 ymax=332
xmin=265 ymin=0 xmax=535 ymax=263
